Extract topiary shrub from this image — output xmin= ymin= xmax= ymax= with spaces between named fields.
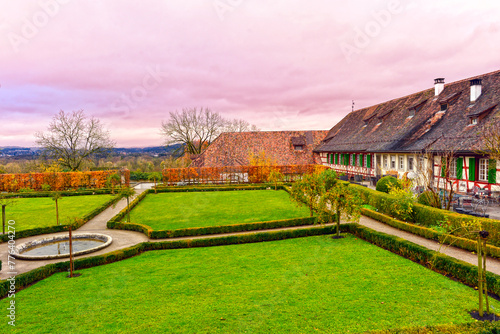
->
xmin=375 ymin=176 xmax=400 ymax=193
xmin=417 ymin=190 xmax=441 ymax=208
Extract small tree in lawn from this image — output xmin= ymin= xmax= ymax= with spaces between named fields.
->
xmin=148 ymin=172 xmax=163 ymax=194
xmin=51 ymin=192 xmax=62 ymax=225
xmin=268 ymin=168 xmax=284 ymax=190
xmin=119 ymin=186 xmax=136 ymax=223
xmin=0 ymin=196 xmax=17 ymax=234
xmin=290 ymin=173 xmax=322 ymax=217
xmin=318 ymin=182 xmax=362 ymax=238
xmin=107 ymin=173 xmax=121 ymax=194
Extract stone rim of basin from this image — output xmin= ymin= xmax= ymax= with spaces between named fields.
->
xmin=12 ymin=233 xmax=113 ymax=261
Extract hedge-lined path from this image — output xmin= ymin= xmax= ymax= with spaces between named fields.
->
xmin=2 ymin=183 xmax=500 ymax=280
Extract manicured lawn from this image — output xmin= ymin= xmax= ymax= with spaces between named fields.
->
xmin=4 ymin=195 xmax=115 ymax=231
xmin=129 ymin=190 xmax=311 ymax=230
xmin=3 ymin=235 xmax=495 ymax=333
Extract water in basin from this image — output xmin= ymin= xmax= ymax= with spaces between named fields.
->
xmin=21 ymin=239 xmax=105 ymax=256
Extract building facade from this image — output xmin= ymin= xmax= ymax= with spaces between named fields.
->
xmin=314 ymin=70 xmax=500 ymax=192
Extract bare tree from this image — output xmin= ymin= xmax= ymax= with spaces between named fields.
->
xmin=224 ymin=118 xmax=259 ymax=132
xmin=477 ymin=120 xmax=500 ymax=159
xmin=161 ymin=108 xmax=258 ymax=155
xmin=35 ymin=110 xmax=115 ymax=171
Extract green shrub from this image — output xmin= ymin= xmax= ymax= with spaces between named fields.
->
xmin=369 ymin=322 xmax=500 ymax=334
xmin=41 ymin=183 xmax=51 ymax=191
xmin=417 ymin=191 xmax=441 ymax=208
xmin=376 ymin=176 xmax=400 ymax=193
xmin=18 ymin=187 xmax=34 ymax=193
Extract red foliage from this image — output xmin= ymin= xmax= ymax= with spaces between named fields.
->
xmin=0 ymin=169 xmax=131 ymax=192
xmin=161 ymin=165 xmax=328 ymax=185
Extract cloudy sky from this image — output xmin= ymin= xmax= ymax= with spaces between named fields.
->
xmin=1 ymin=0 xmax=499 ymax=147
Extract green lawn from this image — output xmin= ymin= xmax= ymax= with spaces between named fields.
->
xmin=129 ymin=190 xmax=311 ymax=230
xmin=3 ymin=235 xmax=494 ymax=333
xmin=4 ymin=195 xmax=115 ymax=231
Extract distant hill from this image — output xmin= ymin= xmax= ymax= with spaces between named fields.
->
xmin=0 ymin=144 xmax=183 ymax=158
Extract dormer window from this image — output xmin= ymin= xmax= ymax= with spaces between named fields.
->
xmin=291 ymin=136 xmax=306 ymax=151
xmin=294 ymin=145 xmax=304 ymax=151
xmin=408 ymin=100 xmax=427 ymax=118
xmin=440 ymin=104 xmax=448 ymax=111
xmin=470 ymin=118 xmax=478 ymax=125
xmin=408 ymin=109 xmax=415 ymax=118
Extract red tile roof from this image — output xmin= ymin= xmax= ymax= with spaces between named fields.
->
xmin=191 ymin=130 xmax=328 ymax=167
xmin=315 ymin=69 xmax=500 ymax=154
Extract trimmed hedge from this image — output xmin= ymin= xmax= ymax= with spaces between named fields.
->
xmin=352 ymin=183 xmax=500 ymax=247
xmin=149 ymin=217 xmax=318 ymax=239
xmin=375 ymin=175 xmax=400 ymax=193
xmin=0 ymin=194 xmax=121 ymax=242
xmin=368 ymin=322 xmax=500 ymax=334
xmin=361 ymin=208 xmax=500 ymax=259
xmin=0 ymin=224 xmax=339 ymax=299
xmin=154 ymin=184 xmax=282 ymax=193
xmin=0 ymin=188 xmax=113 ymax=199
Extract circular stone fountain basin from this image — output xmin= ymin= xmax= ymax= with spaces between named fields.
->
xmin=13 ymin=233 xmax=112 ymax=260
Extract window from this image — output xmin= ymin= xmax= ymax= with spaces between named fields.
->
xmin=350 ymin=154 xmax=354 ymax=166
xmin=418 ymin=156 xmax=425 ymax=171
xmin=470 ymin=118 xmax=478 ymax=125
xmin=383 ymin=155 xmax=388 ymax=169
xmin=440 ymin=104 xmax=448 ymax=111
xmin=479 ymin=159 xmax=488 ymax=181
xmin=408 ymin=109 xmax=415 ymax=118
xmin=364 ymin=155 xmax=368 ymax=167
xmin=407 ymin=156 xmax=414 ymax=171
xmin=399 ymin=156 xmax=404 ymax=170
xmin=391 ymin=156 xmax=396 ymax=169
xmin=449 ymin=158 xmax=457 ymax=178
xmin=294 ymin=145 xmax=303 ymax=151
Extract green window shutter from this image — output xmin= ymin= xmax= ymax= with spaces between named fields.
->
xmin=367 ymin=155 xmax=372 ymax=168
xmin=344 ymin=154 xmax=348 ymax=166
xmin=359 ymin=154 xmax=364 ymax=167
xmin=335 ymin=154 xmax=338 ymax=164
xmin=488 ymin=159 xmax=497 ymax=184
xmin=441 ymin=157 xmax=445 ymax=177
xmin=469 ymin=158 xmax=476 ymax=181
xmin=330 ymin=154 xmax=333 ymax=164
xmin=456 ymin=158 xmax=463 ymax=179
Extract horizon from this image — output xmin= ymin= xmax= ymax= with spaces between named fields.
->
xmin=2 ymin=1 xmax=500 ymax=147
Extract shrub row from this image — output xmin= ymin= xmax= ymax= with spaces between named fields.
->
xmin=0 ymin=170 xmax=130 ymax=192
xmin=154 ymin=184 xmax=282 ymax=193
xmin=0 ymin=224 xmax=339 ymax=298
xmin=345 ymin=224 xmax=500 ymax=297
xmin=361 ymin=208 xmax=500 ymax=259
xmin=149 ymin=217 xmax=318 ymax=239
xmin=352 ymin=183 xmax=500 ymax=247
xmin=0 ymin=188 xmax=113 ymax=199
xmin=368 ymin=322 xmax=500 ymax=334
xmin=106 ymin=190 xmax=148 ymax=224
xmin=0 ymin=194 xmax=121 ymax=243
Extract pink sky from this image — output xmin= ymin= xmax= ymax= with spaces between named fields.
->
xmin=1 ymin=0 xmax=499 ymax=147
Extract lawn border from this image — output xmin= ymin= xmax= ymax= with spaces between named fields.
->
xmin=0 ymin=194 xmax=121 ymax=243
xmin=0 ymin=188 xmax=114 ymax=199
xmin=106 ymin=186 xmax=314 ymax=238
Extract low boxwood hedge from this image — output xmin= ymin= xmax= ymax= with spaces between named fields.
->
xmin=0 ymin=188 xmax=113 ymax=199
xmin=0 ymin=194 xmax=121 ymax=243
xmin=361 ymin=208 xmax=500 ymax=259
xmin=149 ymin=217 xmax=318 ymax=239
xmin=368 ymin=322 xmax=500 ymax=334
xmin=154 ymin=184 xmax=282 ymax=193
xmin=352 ymin=183 xmax=500 ymax=247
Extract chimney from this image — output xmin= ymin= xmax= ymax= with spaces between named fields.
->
xmin=434 ymin=78 xmax=445 ymax=96
xmin=470 ymin=79 xmax=482 ymax=102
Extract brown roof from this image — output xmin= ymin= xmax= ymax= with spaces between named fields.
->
xmin=315 ymin=69 xmax=500 ymax=154
xmin=191 ymin=130 xmax=328 ymax=167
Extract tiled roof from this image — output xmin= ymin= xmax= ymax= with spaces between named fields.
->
xmin=315 ymin=69 xmax=500 ymax=154
xmin=191 ymin=130 xmax=328 ymax=167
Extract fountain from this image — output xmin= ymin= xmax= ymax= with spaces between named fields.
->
xmin=13 ymin=233 xmax=112 ymax=260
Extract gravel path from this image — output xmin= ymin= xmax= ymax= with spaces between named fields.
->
xmin=2 ymin=185 xmax=500 ymax=280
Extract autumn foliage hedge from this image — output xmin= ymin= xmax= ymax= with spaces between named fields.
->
xmin=0 ymin=170 xmax=130 ymax=193
xmin=162 ymin=165 xmax=328 ymax=185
